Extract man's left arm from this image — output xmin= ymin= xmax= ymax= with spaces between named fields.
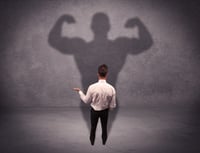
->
xmin=109 ymin=90 xmax=116 ymax=109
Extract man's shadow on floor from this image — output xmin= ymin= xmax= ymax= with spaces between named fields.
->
xmin=48 ymin=12 xmax=153 ymax=135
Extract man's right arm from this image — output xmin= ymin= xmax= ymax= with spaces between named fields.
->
xmin=73 ymin=87 xmax=92 ymax=104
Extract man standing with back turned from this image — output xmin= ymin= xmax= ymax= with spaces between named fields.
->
xmin=73 ymin=64 xmax=116 ymax=145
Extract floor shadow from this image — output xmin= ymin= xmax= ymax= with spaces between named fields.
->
xmin=48 ymin=12 xmax=153 ymax=134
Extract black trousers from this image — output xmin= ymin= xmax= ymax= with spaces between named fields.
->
xmin=90 ymin=107 xmax=109 ymax=145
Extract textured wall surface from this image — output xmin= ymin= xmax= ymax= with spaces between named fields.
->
xmin=0 ymin=0 xmax=200 ymax=107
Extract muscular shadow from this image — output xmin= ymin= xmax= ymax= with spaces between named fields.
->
xmin=48 ymin=12 xmax=153 ymax=134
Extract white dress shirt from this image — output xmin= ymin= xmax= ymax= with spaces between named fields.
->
xmin=78 ymin=79 xmax=116 ymax=111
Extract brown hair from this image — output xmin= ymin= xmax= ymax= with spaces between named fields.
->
xmin=98 ymin=64 xmax=108 ymax=77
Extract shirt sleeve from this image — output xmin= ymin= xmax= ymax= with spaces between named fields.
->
xmin=78 ymin=86 xmax=92 ymax=104
xmin=109 ymin=89 xmax=116 ymax=109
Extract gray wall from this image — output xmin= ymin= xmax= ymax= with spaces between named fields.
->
xmin=0 ymin=0 xmax=200 ymax=107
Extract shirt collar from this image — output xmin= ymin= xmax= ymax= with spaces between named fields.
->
xmin=98 ymin=79 xmax=106 ymax=83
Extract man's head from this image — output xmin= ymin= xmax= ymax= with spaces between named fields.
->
xmin=98 ymin=64 xmax=108 ymax=78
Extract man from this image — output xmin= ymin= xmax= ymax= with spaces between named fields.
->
xmin=73 ymin=64 xmax=116 ymax=145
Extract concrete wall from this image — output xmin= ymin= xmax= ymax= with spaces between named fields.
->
xmin=0 ymin=0 xmax=200 ymax=107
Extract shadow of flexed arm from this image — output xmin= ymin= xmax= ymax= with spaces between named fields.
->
xmin=48 ymin=14 xmax=85 ymax=54
xmin=116 ymin=17 xmax=153 ymax=55
xmin=126 ymin=17 xmax=153 ymax=51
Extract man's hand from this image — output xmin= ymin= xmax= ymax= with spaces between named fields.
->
xmin=73 ymin=88 xmax=81 ymax=92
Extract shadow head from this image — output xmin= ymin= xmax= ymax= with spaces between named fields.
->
xmin=91 ymin=12 xmax=110 ymax=36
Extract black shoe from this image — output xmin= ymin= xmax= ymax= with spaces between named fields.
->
xmin=90 ymin=137 xmax=95 ymax=145
xmin=91 ymin=141 xmax=94 ymax=145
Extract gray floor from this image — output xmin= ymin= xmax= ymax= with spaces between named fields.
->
xmin=0 ymin=106 xmax=199 ymax=153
